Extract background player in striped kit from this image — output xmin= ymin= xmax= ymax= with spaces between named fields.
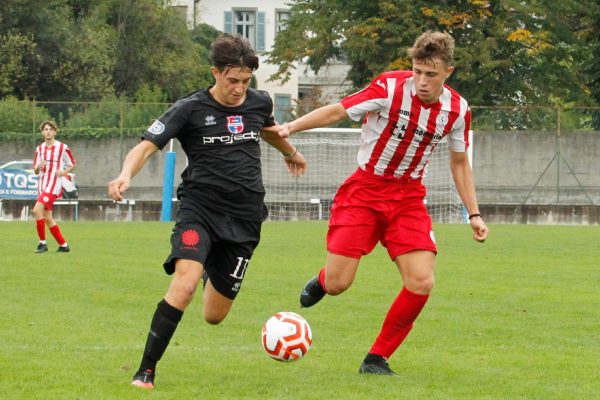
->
xmin=33 ymin=120 xmax=76 ymax=253
xmin=273 ymin=31 xmax=489 ymax=375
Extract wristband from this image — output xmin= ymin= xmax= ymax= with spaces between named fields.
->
xmin=282 ymin=148 xmax=297 ymax=158
xmin=468 ymin=213 xmax=481 ymax=220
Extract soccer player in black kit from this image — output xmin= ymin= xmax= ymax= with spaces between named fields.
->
xmin=108 ymin=33 xmax=306 ymax=389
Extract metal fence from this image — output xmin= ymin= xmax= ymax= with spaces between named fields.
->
xmin=2 ymin=101 xmax=600 ymax=136
xmin=1 ymin=101 xmax=599 ymax=208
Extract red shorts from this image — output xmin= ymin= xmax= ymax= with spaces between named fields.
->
xmin=327 ymin=168 xmax=437 ymax=260
xmin=37 ymin=193 xmax=60 ymax=211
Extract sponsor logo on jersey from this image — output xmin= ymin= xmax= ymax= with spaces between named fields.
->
xmin=148 ymin=120 xmax=165 ymax=135
xmin=436 ymin=112 xmax=449 ymax=127
xmin=392 ymin=122 xmax=444 ymax=143
xmin=205 ymin=115 xmax=216 ymax=126
xmin=226 ymin=116 xmax=244 ymax=134
xmin=392 ymin=124 xmax=406 ymax=139
xmin=203 ymin=131 xmax=259 ymax=144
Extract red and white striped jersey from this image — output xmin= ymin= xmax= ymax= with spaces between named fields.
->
xmin=341 ymin=70 xmax=471 ymax=180
xmin=33 ymin=140 xmax=76 ymax=196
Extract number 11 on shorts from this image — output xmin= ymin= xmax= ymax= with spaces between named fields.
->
xmin=230 ymin=257 xmax=249 ymax=279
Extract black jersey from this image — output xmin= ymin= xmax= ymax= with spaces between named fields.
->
xmin=142 ymin=87 xmax=275 ymax=221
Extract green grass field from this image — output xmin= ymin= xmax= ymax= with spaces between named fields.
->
xmin=1 ymin=221 xmax=599 ymax=399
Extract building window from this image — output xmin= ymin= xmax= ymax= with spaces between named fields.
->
xmin=274 ymin=94 xmax=293 ymax=124
xmin=297 ymin=86 xmax=325 ymax=116
xmin=224 ymin=10 xmax=265 ymax=52
xmin=275 ymin=10 xmax=290 ymax=34
xmin=235 ymin=11 xmax=255 ymax=44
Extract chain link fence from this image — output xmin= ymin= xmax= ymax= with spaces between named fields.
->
xmin=1 ymin=101 xmax=599 ymax=208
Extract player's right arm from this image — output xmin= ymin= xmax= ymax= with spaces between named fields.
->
xmin=273 ymin=72 xmax=393 ymax=138
xmin=108 ymin=139 xmax=159 ymax=201
xmin=34 ymin=161 xmax=46 ymax=175
xmin=33 ymin=149 xmax=46 ymax=175
xmin=274 ymin=103 xmax=348 ymax=138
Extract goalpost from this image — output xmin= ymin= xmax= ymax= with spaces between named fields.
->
xmin=160 ymin=129 xmax=470 ymax=222
xmin=260 ymin=128 xmax=469 ymax=223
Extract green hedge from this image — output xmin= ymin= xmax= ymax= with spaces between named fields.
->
xmin=0 ymin=127 xmax=145 ymax=142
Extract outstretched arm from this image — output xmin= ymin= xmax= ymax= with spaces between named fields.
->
xmin=273 ymin=103 xmax=348 ymax=138
xmin=108 ymin=139 xmax=159 ymax=201
xmin=450 ymin=150 xmax=489 ymax=242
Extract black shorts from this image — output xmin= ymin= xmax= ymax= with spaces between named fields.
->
xmin=163 ymin=206 xmax=262 ymax=300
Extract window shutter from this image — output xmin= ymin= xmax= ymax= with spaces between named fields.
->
xmin=224 ymin=11 xmax=232 ymax=33
xmin=257 ymin=12 xmax=265 ymax=52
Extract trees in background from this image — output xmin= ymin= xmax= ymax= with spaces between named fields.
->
xmin=0 ymin=0 xmax=218 ymax=103
xmin=0 ymin=0 xmax=221 ymax=136
xmin=267 ymin=0 xmax=600 ymax=110
xmin=0 ymin=0 xmax=598 ymax=131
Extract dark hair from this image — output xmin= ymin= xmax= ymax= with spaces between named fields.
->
xmin=39 ymin=120 xmax=58 ymax=132
xmin=210 ymin=33 xmax=259 ymax=72
xmin=408 ymin=31 xmax=455 ymax=66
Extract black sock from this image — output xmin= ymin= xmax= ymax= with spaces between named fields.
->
xmin=138 ymin=299 xmax=183 ymax=371
xmin=364 ymin=353 xmax=385 ymax=364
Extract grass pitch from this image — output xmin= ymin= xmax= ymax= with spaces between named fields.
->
xmin=1 ymin=221 xmax=599 ymax=399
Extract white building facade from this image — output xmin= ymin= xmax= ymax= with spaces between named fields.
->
xmin=169 ymin=0 xmax=351 ymax=121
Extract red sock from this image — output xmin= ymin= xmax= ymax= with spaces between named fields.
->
xmin=49 ymin=225 xmax=66 ymax=246
xmin=369 ymin=287 xmax=429 ymax=359
xmin=36 ymin=219 xmax=46 ymax=241
xmin=317 ymin=267 xmax=328 ymax=292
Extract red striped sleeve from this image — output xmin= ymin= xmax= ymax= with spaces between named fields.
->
xmin=463 ymin=107 xmax=472 ymax=149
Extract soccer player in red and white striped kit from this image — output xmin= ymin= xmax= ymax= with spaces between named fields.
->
xmin=33 ymin=120 xmax=76 ymax=253
xmin=273 ymin=31 xmax=489 ymax=375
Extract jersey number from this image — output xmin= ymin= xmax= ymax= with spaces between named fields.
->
xmin=230 ymin=257 xmax=249 ymax=279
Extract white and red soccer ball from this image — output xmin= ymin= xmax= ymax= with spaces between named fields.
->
xmin=261 ymin=311 xmax=312 ymax=361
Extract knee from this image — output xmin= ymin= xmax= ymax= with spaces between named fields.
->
xmin=178 ymin=282 xmax=198 ymax=302
xmin=405 ymin=275 xmax=435 ymax=295
xmin=204 ymin=315 xmax=224 ymax=325
xmin=32 ymin=208 xmax=42 ymax=219
xmin=203 ymin=310 xmax=227 ymax=325
xmin=420 ymin=276 xmax=435 ymax=293
xmin=325 ymin=277 xmax=352 ymax=296
xmin=166 ymin=281 xmax=198 ymax=310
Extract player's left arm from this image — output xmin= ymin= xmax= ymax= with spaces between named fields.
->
xmin=57 ymin=148 xmax=76 ymax=177
xmin=260 ymin=131 xmax=307 ymax=177
xmin=450 ymin=150 xmax=489 ymax=242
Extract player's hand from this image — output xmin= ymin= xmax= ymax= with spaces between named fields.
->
xmin=278 ymin=123 xmax=294 ymax=138
xmin=284 ymin=150 xmax=306 ymax=177
xmin=35 ymin=160 xmax=46 ymax=171
xmin=108 ymin=176 xmax=130 ymax=201
xmin=56 ymin=170 xmax=66 ymax=177
xmin=263 ymin=123 xmax=293 ymax=138
xmin=470 ymin=216 xmax=489 ymax=242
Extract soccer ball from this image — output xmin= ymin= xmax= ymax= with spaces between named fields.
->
xmin=261 ymin=311 xmax=312 ymax=361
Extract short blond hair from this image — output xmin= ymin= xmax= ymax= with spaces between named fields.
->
xmin=408 ymin=31 xmax=455 ymax=66
xmin=39 ymin=120 xmax=58 ymax=132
